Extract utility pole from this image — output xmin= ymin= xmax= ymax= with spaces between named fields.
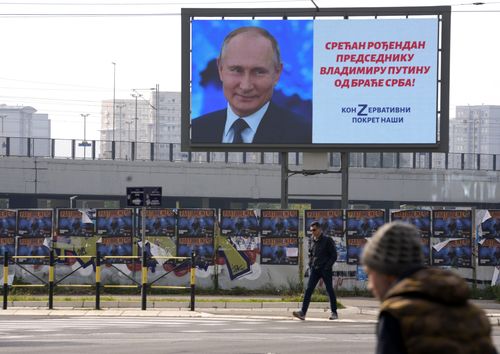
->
xmin=131 ymin=92 xmax=142 ymax=144
xmin=112 ymin=62 xmax=116 ymax=142
xmin=0 ymin=115 xmax=6 ymax=136
xmin=80 ymin=113 xmax=90 ymax=159
xmin=116 ymin=103 xmax=126 ymax=159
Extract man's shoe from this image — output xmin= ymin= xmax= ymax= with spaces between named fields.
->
xmin=293 ymin=310 xmax=305 ymax=320
xmin=329 ymin=311 xmax=338 ymax=320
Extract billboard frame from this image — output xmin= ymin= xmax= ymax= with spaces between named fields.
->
xmin=181 ymin=6 xmax=451 ymax=153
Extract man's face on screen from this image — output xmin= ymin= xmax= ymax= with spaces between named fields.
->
xmin=218 ymin=31 xmax=282 ymax=117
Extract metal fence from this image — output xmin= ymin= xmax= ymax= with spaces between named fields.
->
xmin=0 ymin=136 xmax=497 ymax=171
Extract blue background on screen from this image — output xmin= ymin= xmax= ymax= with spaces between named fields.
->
xmin=191 ymin=20 xmax=313 ymax=121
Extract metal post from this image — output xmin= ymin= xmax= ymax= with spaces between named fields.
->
xmin=190 ymin=251 xmax=196 ymax=311
xmin=3 ymin=252 xmax=8 ymax=310
xmin=280 ymin=152 xmax=288 ymax=209
xmin=95 ymin=251 xmax=101 ymax=310
xmin=81 ymin=113 xmax=89 ymax=160
xmin=141 ymin=249 xmax=147 ymax=310
xmin=341 ymin=152 xmax=349 ymax=209
xmin=141 ymin=207 xmax=147 ymax=310
xmin=112 ymin=62 xmax=116 ymax=142
xmin=48 ymin=250 xmax=54 ymax=309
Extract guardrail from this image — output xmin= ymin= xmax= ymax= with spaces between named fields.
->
xmin=1 ymin=251 xmax=197 ymax=311
xmin=0 ymin=136 xmax=498 ymax=171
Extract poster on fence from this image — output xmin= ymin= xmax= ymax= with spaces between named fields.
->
xmin=480 ymin=210 xmax=500 ymax=239
xmin=220 ymin=209 xmax=259 ymax=237
xmin=432 ymin=210 xmax=472 ymax=238
xmin=17 ymin=209 xmax=53 ymax=238
xmin=0 ymin=237 xmax=15 ymax=257
xmin=305 ymin=209 xmax=346 ymax=262
xmin=478 ymin=238 xmax=500 ymax=266
xmin=346 ymin=209 xmax=385 ymax=238
xmin=57 ymin=209 xmax=94 ymax=237
xmin=16 ymin=237 xmax=50 ymax=264
xmin=177 ymin=209 xmax=215 ymax=237
xmin=97 ymin=236 xmax=133 ymax=264
xmin=96 ymin=209 xmax=133 ymax=237
xmin=304 ymin=210 xmax=344 ymax=238
xmin=260 ymin=237 xmax=299 ymax=265
xmin=260 ymin=210 xmax=299 ymax=237
xmin=346 ymin=237 xmax=368 ymax=265
xmin=0 ymin=209 xmax=16 ymax=238
xmin=431 ymin=237 xmax=472 ymax=267
xmin=177 ymin=236 xmax=214 ymax=266
xmin=390 ymin=209 xmax=431 ymax=237
xmin=139 ymin=208 xmax=176 ymax=237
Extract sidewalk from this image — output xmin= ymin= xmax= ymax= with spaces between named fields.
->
xmin=0 ymin=296 xmax=499 ymax=324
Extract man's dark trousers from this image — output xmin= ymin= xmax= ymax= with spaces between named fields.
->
xmin=301 ymin=268 xmax=337 ymax=315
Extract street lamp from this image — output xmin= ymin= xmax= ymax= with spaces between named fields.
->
xmin=69 ymin=195 xmax=78 ymax=208
xmin=80 ymin=113 xmax=90 ymax=159
xmin=0 ymin=114 xmax=6 ymax=136
xmin=131 ymin=91 xmax=142 ymax=144
xmin=112 ymin=62 xmax=116 ymax=142
xmin=115 ymin=103 xmax=126 ymax=159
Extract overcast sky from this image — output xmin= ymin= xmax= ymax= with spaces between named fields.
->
xmin=0 ymin=0 xmax=499 ymax=140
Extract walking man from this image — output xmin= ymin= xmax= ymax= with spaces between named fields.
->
xmin=293 ymin=221 xmax=338 ymax=320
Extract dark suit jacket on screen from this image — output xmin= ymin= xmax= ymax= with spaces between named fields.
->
xmin=191 ymin=102 xmax=311 ymax=144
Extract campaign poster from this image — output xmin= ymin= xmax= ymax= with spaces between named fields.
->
xmin=97 ymin=236 xmax=133 ymax=264
xmin=480 ymin=210 xmax=500 ymax=239
xmin=431 ymin=238 xmax=472 ymax=267
xmin=177 ymin=209 xmax=215 ymax=237
xmin=16 ymin=237 xmax=50 ymax=264
xmin=304 ymin=209 xmax=344 ymax=238
xmin=478 ymin=238 xmax=500 ymax=266
xmin=420 ymin=237 xmax=431 ymax=266
xmin=140 ymin=208 xmax=176 ymax=237
xmin=57 ymin=209 xmax=94 ymax=237
xmin=0 ymin=237 xmax=15 ymax=257
xmin=346 ymin=210 xmax=385 ymax=238
xmin=432 ymin=210 xmax=472 ymax=239
xmin=346 ymin=237 xmax=368 ymax=265
xmin=17 ymin=209 xmax=53 ymax=238
xmin=260 ymin=237 xmax=299 ymax=265
xmin=96 ymin=209 xmax=133 ymax=237
xmin=177 ymin=236 xmax=214 ymax=265
xmin=390 ymin=209 xmax=431 ymax=238
xmin=220 ymin=209 xmax=259 ymax=237
xmin=0 ymin=209 xmax=16 ymax=238
xmin=260 ymin=210 xmax=299 ymax=237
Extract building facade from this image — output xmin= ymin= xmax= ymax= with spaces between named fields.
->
xmin=450 ymin=105 xmax=500 ymax=154
xmin=0 ymin=104 xmax=51 ymax=156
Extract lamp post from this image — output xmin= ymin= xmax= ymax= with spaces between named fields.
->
xmin=131 ymin=92 xmax=142 ymax=144
xmin=115 ymin=103 xmax=126 ymax=159
xmin=0 ymin=114 xmax=6 ymax=136
xmin=69 ymin=195 xmax=78 ymax=208
xmin=125 ymin=121 xmax=133 ymax=160
xmin=80 ymin=113 xmax=90 ymax=159
xmin=112 ymin=62 xmax=116 ymax=142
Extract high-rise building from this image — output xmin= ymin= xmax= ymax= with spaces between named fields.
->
xmin=450 ymin=105 xmax=500 ymax=154
xmin=0 ymin=104 xmax=51 ymax=156
xmin=100 ymin=91 xmax=183 ymax=160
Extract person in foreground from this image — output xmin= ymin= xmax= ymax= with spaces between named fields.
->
xmin=293 ymin=221 xmax=338 ymax=320
xmin=361 ymin=221 xmax=497 ymax=354
xmin=191 ymin=26 xmax=311 ymax=144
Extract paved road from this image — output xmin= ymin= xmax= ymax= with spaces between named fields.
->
xmin=1 ymin=314 xmax=500 ymax=354
xmin=0 ymin=315 xmax=377 ymax=354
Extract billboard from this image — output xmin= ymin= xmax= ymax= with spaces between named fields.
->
xmin=182 ymin=7 xmax=450 ymax=152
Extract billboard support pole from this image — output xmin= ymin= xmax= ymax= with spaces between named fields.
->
xmin=280 ymin=152 xmax=288 ymax=209
xmin=341 ymin=152 xmax=349 ymax=209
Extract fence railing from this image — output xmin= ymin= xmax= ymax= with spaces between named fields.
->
xmin=0 ymin=136 xmax=497 ymax=171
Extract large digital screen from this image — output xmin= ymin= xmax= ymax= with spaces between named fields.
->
xmin=182 ymin=7 xmax=450 ymax=152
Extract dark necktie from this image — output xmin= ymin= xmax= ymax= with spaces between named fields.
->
xmin=231 ymin=118 xmax=249 ymax=143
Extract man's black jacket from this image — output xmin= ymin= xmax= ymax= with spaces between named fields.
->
xmin=308 ymin=234 xmax=337 ymax=271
